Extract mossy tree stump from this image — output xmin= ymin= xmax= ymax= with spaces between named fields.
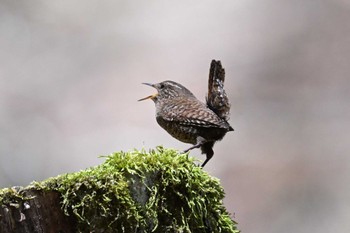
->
xmin=0 ymin=147 xmax=239 ymax=232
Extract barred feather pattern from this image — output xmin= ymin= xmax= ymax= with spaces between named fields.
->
xmin=207 ymin=60 xmax=231 ymax=121
xmin=155 ymin=96 xmax=231 ymax=144
xmin=140 ymin=61 xmax=233 ymax=167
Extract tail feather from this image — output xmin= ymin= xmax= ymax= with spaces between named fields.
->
xmin=207 ymin=60 xmax=231 ymax=121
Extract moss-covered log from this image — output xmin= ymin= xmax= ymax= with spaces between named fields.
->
xmin=0 ymin=147 xmax=239 ymax=233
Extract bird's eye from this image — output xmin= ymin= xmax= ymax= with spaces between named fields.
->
xmin=160 ymin=84 xmax=165 ymax=89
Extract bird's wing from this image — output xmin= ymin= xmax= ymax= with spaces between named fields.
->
xmin=158 ymin=98 xmax=230 ymax=129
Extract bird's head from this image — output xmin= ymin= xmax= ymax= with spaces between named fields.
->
xmin=138 ymin=80 xmax=194 ymax=103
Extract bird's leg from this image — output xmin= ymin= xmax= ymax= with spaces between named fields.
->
xmin=182 ymin=137 xmax=216 ymax=167
xmin=200 ymin=141 xmax=215 ymax=167
xmin=182 ymin=137 xmax=206 ymax=153
xmin=182 ymin=142 xmax=204 ymax=153
xmin=201 ymin=150 xmax=213 ymax=167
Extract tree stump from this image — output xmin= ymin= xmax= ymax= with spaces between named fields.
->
xmin=0 ymin=147 xmax=239 ymax=233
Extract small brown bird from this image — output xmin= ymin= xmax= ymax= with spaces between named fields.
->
xmin=139 ymin=60 xmax=233 ymax=167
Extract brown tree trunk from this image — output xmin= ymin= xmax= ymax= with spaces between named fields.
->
xmin=0 ymin=189 xmax=75 ymax=233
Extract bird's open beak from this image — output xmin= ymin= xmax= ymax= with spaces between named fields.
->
xmin=138 ymin=83 xmax=158 ymax=101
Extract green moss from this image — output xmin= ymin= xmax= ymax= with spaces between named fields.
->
xmin=0 ymin=186 xmax=31 ymax=208
xmin=1 ymin=146 xmax=239 ymax=232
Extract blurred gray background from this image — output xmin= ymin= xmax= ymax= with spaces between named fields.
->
xmin=1 ymin=1 xmax=349 ymax=232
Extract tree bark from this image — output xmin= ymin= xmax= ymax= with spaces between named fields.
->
xmin=0 ymin=189 xmax=75 ymax=233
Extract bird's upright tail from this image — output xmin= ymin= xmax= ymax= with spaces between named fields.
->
xmin=206 ymin=60 xmax=231 ymax=121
